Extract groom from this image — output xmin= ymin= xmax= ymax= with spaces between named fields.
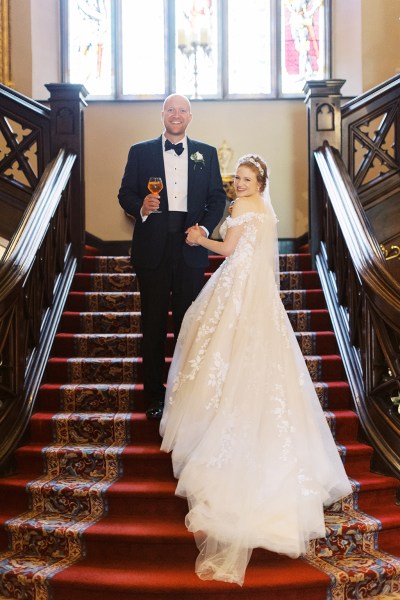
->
xmin=118 ymin=94 xmax=226 ymax=419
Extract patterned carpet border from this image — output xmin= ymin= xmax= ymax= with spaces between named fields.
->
xmin=0 ymin=413 xmax=131 ymax=600
xmin=304 ymin=480 xmax=400 ymax=599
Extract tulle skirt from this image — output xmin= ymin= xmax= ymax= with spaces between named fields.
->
xmin=160 ymin=212 xmax=352 ymax=585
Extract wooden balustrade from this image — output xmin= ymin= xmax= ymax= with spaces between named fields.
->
xmin=0 ymin=150 xmax=76 ymax=472
xmin=305 ymin=77 xmax=400 ymax=476
xmin=0 ymin=84 xmax=51 ymax=238
xmin=0 ymin=83 xmax=87 ymax=473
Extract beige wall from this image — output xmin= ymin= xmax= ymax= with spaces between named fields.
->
xmin=86 ymin=99 xmax=308 ymax=241
xmin=8 ymin=0 xmax=400 ymax=241
xmin=361 ymin=0 xmax=400 ymax=91
xmin=9 ymin=0 xmax=33 ymax=95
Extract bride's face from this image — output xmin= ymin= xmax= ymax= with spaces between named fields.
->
xmin=234 ymin=166 xmax=259 ymax=198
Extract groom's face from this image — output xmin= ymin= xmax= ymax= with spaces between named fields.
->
xmin=162 ymin=95 xmax=192 ymax=140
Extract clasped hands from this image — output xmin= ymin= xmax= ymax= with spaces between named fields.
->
xmin=141 ymin=195 xmax=204 ymax=245
xmin=186 ymin=224 xmax=205 ymax=247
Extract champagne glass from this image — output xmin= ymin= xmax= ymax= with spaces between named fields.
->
xmin=147 ymin=177 xmax=163 ymax=213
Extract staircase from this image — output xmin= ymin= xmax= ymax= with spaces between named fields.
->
xmin=0 ymin=250 xmax=399 ymax=600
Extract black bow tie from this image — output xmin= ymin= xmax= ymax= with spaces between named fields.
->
xmin=164 ymin=139 xmax=184 ymax=155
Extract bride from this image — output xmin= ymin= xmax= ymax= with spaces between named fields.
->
xmin=159 ymin=154 xmax=352 ymax=586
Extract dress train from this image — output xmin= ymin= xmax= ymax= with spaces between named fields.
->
xmin=160 ymin=208 xmax=352 ymax=585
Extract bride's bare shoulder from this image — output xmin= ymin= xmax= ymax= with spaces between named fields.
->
xmin=230 ymin=199 xmax=256 ymax=218
xmin=231 ymin=198 xmax=266 ymax=219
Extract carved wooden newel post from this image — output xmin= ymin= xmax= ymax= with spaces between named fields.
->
xmin=303 ymin=79 xmax=345 ymax=262
xmin=45 ymin=83 xmax=88 ymax=263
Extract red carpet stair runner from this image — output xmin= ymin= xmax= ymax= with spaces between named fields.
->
xmin=0 ymin=251 xmax=399 ymax=600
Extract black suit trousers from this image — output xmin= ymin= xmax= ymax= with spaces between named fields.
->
xmin=136 ymin=232 xmax=205 ymax=406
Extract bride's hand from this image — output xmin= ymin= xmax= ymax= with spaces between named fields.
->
xmin=186 ymin=224 xmax=203 ymax=246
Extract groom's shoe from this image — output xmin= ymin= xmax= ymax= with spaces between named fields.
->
xmin=145 ymin=401 xmax=164 ymax=421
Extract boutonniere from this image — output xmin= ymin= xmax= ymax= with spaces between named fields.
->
xmin=190 ymin=151 xmax=205 ymax=169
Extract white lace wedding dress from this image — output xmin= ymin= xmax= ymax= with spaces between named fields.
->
xmin=160 ymin=202 xmax=352 ymax=586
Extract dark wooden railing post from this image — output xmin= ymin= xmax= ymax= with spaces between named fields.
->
xmin=303 ymin=80 xmax=345 ymax=261
xmin=45 ymin=83 xmax=88 ymax=263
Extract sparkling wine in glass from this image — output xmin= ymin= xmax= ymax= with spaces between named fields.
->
xmin=147 ymin=177 xmax=163 ymax=213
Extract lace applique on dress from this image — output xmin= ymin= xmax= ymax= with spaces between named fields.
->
xmin=160 ymin=202 xmax=352 ymax=586
xmin=219 ymin=212 xmax=267 ymax=240
xmin=169 ymin=212 xmax=267 ymax=408
xmin=206 ymin=352 xmax=229 ymax=410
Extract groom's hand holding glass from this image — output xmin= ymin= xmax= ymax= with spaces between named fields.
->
xmin=142 ymin=177 xmax=163 ymax=216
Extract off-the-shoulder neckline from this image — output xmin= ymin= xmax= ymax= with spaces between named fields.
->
xmin=227 ymin=211 xmax=267 ymax=220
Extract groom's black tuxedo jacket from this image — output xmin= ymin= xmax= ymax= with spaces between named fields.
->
xmin=118 ymin=135 xmax=226 ymax=269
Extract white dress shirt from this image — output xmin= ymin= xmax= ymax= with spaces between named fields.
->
xmin=163 ymin=134 xmax=188 ymax=212
xmin=141 ymin=135 xmax=209 ymax=236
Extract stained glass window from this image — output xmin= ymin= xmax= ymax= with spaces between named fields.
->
xmin=121 ymin=0 xmax=166 ymax=96
xmin=66 ymin=0 xmax=113 ymax=97
xmin=175 ymin=0 xmax=219 ymax=98
xmin=281 ymin=0 xmax=327 ymax=95
xmin=63 ymin=0 xmax=330 ymax=100
xmin=227 ymin=0 xmax=271 ymax=96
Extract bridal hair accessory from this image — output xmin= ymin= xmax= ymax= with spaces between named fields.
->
xmin=248 ymin=157 xmax=264 ymax=176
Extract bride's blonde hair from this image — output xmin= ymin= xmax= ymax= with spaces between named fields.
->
xmin=236 ymin=154 xmax=268 ymax=193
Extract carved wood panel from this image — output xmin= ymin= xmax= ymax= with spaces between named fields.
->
xmin=349 ymin=104 xmax=398 ymax=191
xmin=0 ymin=115 xmax=40 ymax=191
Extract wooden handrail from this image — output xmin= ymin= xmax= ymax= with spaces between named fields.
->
xmin=315 ymin=144 xmax=400 ymax=329
xmin=0 ymin=83 xmax=51 ymax=118
xmin=0 ymin=149 xmax=77 ymax=473
xmin=0 ymin=82 xmax=88 ymax=259
xmin=305 ymin=75 xmax=400 ymax=475
xmin=341 ymin=73 xmax=400 ymax=118
xmin=0 ymin=84 xmax=87 ymax=473
xmin=1 ymin=150 xmax=76 ymax=286
xmin=314 ymin=142 xmax=400 ymax=476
